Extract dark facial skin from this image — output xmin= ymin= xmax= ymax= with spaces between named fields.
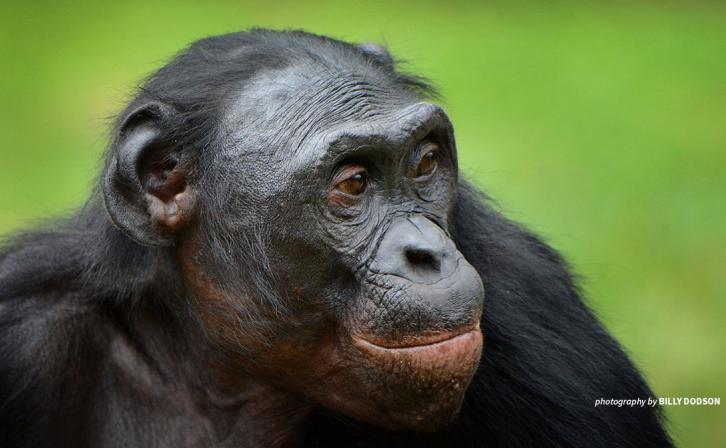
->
xmin=178 ymin=65 xmax=485 ymax=429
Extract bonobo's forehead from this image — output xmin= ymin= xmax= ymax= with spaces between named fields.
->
xmin=221 ymin=63 xmax=423 ymax=162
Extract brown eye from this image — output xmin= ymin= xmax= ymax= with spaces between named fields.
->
xmin=414 ymin=145 xmax=439 ymax=178
xmin=330 ymin=164 xmax=368 ymax=205
xmin=336 ymin=172 xmax=367 ymax=195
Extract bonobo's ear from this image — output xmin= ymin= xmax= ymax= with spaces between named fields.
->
xmin=103 ymin=102 xmax=195 ymax=247
xmin=358 ymin=42 xmax=395 ymax=67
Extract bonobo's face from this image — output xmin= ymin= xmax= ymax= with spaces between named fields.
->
xmin=188 ymin=66 xmax=484 ymax=430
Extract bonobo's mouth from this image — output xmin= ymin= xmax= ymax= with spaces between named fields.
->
xmin=354 ymin=324 xmax=483 ymax=360
xmin=326 ymin=324 xmax=483 ymax=430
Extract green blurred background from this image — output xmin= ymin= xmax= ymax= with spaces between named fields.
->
xmin=1 ymin=1 xmax=724 ymax=445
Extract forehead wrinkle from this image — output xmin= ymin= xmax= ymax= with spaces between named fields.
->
xmin=268 ymin=72 xmax=404 ymax=156
xmin=220 ymin=66 xmax=421 ymax=172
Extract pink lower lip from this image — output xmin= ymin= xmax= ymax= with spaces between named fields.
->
xmin=355 ymin=328 xmax=482 ymax=352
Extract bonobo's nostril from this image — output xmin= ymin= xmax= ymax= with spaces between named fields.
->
xmin=404 ymin=247 xmax=441 ymax=271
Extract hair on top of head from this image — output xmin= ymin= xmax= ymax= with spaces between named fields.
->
xmin=118 ymin=29 xmax=437 ymax=155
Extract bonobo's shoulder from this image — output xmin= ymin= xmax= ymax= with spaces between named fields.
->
xmin=0 ymin=236 xmax=101 ymax=354
xmin=0 ymin=290 xmax=102 ymax=337
xmin=0 ymin=293 xmax=105 ymax=397
xmin=0 ymin=290 xmax=111 ymax=444
xmin=0 ymin=291 xmax=106 ymax=380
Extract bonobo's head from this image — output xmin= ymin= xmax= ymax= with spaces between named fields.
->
xmin=102 ymin=30 xmax=484 ymax=430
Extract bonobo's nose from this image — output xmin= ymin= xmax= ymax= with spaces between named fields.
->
xmin=372 ymin=215 xmax=456 ymax=283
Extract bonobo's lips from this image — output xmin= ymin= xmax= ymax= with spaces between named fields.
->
xmin=353 ymin=324 xmax=483 ymax=362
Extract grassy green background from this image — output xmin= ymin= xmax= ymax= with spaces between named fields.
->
xmin=1 ymin=1 xmax=724 ymax=445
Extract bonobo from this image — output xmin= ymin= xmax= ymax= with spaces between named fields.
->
xmin=0 ymin=29 xmax=671 ymax=447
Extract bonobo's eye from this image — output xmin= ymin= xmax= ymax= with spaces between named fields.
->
xmin=337 ymin=172 xmax=367 ymax=195
xmin=413 ymin=142 xmax=439 ymax=179
xmin=329 ymin=164 xmax=368 ymax=206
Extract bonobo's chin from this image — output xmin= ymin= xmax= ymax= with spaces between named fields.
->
xmin=320 ymin=327 xmax=483 ymax=431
